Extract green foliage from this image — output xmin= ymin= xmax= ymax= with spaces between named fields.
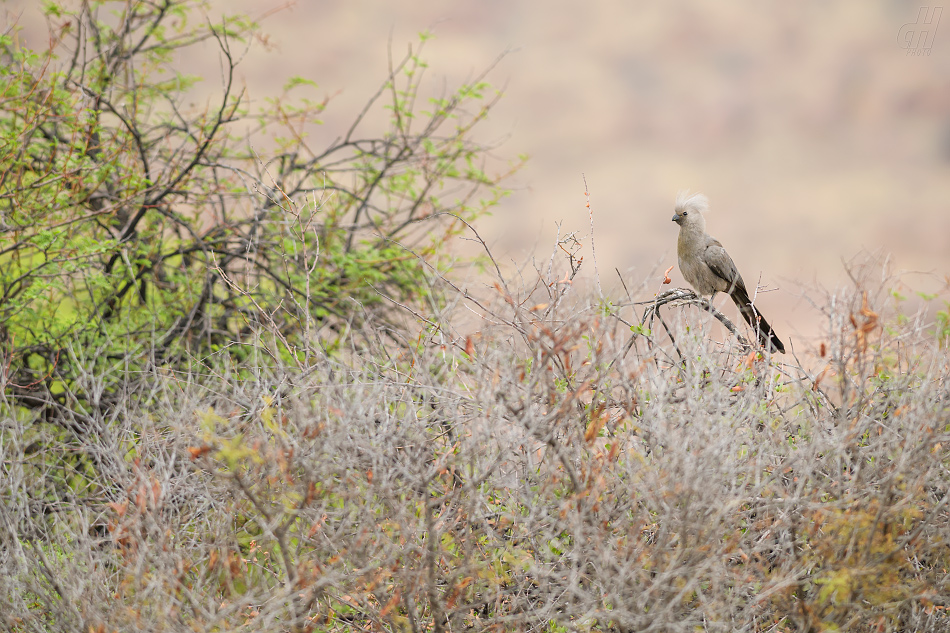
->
xmin=0 ymin=0 xmax=517 ymax=425
xmin=936 ymin=301 xmax=950 ymax=347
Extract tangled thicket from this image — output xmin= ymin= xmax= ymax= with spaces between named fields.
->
xmin=3 ymin=3 xmax=950 ymax=633
xmin=3 ymin=242 xmax=950 ymax=633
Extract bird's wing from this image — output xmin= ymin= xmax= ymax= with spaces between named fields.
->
xmin=702 ymin=237 xmax=745 ymax=293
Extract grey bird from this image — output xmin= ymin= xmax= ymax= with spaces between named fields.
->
xmin=671 ymin=191 xmax=785 ymax=354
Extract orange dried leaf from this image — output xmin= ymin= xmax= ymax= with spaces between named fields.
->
xmin=584 ymin=404 xmax=608 ymax=444
xmin=187 ymin=445 xmax=212 ymax=460
xmin=607 ymin=441 xmax=621 ymax=462
xmin=379 ymin=589 xmax=401 ymax=617
xmin=814 ymin=365 xmax=834 ymax=390
xmin=738 ymin=351 xmax=756 ymax=370
xmin=859 ymin=293 xmax=879 ymax=333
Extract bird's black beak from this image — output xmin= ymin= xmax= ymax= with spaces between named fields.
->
xmin=671 ymin=213 xmax=681 ymax=223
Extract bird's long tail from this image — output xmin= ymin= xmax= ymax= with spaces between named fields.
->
xmin=730 ymin=286 xmax=785 ymax=354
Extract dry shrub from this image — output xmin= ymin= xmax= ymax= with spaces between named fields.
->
xmin=3 ymin=242 xmax=949 ymax=633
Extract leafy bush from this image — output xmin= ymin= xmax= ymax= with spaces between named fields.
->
xmin=0 ymin=0 xmax=514 ymax=425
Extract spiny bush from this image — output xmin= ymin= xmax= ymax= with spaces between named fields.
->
xmin=3 ymin=235 xmax=949 ymax=632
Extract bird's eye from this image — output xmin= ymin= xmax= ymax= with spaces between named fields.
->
xmin=682 ymin=211 xmax=687 ymax=216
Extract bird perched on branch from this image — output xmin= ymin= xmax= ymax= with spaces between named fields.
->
xmin=671 ymin=191 xmax=785 ymax=354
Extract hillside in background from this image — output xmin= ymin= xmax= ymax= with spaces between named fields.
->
xmin=5 ymin=0 xmax=948 ymax=348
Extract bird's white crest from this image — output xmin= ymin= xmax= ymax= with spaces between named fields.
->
xmin=674 ymin=190 xmax=709 ymax=216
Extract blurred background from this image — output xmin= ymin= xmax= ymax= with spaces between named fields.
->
xmin=5 ymin=0 xmax=949 ymax=348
